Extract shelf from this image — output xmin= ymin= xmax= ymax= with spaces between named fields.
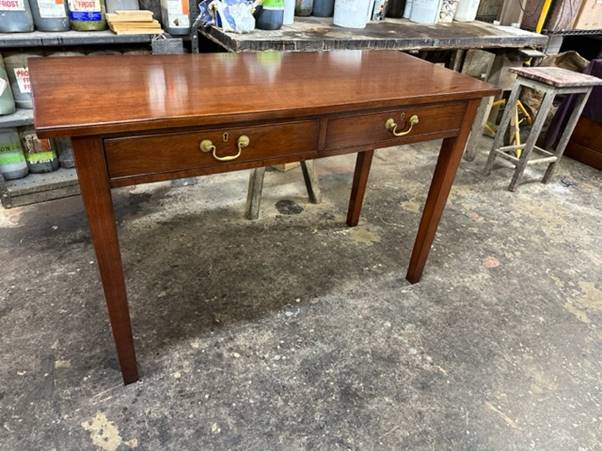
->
xmin=0 ymin=109 xmax=34 ymax=128
xmin=0 ymin=30 xmax=156 ymax=48
xmin=1 ymin=168 xmax=79 ymax=208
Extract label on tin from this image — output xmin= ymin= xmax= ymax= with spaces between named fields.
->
xmin=0 ymin=78 xmax=7 ymax=96
xmin=0 ymin=144 xmax=25 ymax=165
xmin=0 ymin=0 xmax=25 ymax=11
xmin=165 ymin=0 xmax=189 ymax=28
xmin=39 ymin=0 xmax=67 ymax=18
xmin=26 ymin=151 xmax=55 ymax=163
xmin=262 ymin=0 xmax=284 ymax=9
xmin=68 ymin=0 xmax=102 ymax=20
xmin=13 ymin=67 xmax=31 ymax=94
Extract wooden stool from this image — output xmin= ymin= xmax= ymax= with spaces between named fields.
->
xmin=484 ymin=66 xmax=602 ymax=191
xmin=245 ymin=160 xmax=321 ymax=220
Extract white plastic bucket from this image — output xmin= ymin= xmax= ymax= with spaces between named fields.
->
xmin=454 ymin=0 xmax=479 ymax=21
xmin=333 ymin=0 xmax=371 ymax=28
xmin=409 ymin=0 xmax=441 ymax=23
xmin=402 ymin=0 xmax=413 ymax=17
xmin=283 ymin=0 xmax=294 ymax=24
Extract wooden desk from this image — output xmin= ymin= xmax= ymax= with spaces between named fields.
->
xmin=30 ymin=51 xmax=497 ymax=384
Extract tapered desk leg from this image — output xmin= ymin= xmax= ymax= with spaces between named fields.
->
xmin=347 ymin=149 xmax=374 ymax=227
xmin=406 ymin=99 xmax=480 ymax=284
xmin=72 ymin=137 xmax=139 ymax=385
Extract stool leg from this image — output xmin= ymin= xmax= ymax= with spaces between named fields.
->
xmin=484 ymin=83 xmax=522 ymax=175
xmin=300 ymin=159 xmax=322 ymax=204
xmin=508 ymin=91 xmax=556 ymax=192
xmin=542 ymin=90 xmax=592 ymax=184
xmin=245 ymin=167 xmax=266 ymax=220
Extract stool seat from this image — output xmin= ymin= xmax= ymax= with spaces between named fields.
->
xmin=510 ymin=67 xmax=602 ymax=88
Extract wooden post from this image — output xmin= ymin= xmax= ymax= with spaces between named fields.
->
xmin=245 ymin=167 xmax=266 ymax=220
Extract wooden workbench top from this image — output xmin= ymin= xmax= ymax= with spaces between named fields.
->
xmin=201 ymin=17 xmax=548 ymax=53
xmin=30 ymin=50 xmax=497 ymax=138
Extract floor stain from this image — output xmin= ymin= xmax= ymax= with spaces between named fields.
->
xmin=349 ymin=226 xmax=381 ymax=245
xmin=564 ymin=302 xmax=590 ymax=324
xmin=81 ymin=412 xmax=122 ymax=451
xmin=577 ymin=282 xmax=602 ymax=311
xmin=275 ymin=199 xmax=304 ymax=215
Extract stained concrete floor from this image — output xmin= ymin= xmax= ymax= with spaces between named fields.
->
xmin=1 ymin=137 xmax=601 ymax=450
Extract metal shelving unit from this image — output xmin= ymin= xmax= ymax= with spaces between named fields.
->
xmin=0 ymin=109 xmax=34 ymax=127
xmin=0 ymin=30 xmax=160 ymax=209
xmin=0 ymin=30 xmax=155 ymax=48
xmin=0 ymin=168 xmax=79 ymax=208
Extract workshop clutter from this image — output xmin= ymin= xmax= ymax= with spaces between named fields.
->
xmin=199 ymin=0 xmax=483 ymax=32
xmin=0 ymin=125 xmax=74 ymax=180
xmin=0 ymin=0 xmax=182 ymax=34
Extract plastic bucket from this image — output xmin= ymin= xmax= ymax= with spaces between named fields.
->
xmin=333 ymin=0 xmax=371 ymax=28
xmin=454 ymin=0 xmax=479 ymax=21
xmin=409 ymin=0 xmax=441 ymax=23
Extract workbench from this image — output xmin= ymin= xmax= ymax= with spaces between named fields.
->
xmin=200 ymin=17 xmax=548 ymax=53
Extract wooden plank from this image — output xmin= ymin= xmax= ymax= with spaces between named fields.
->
xmin=201 ymin=17 xmax=547 ymax=53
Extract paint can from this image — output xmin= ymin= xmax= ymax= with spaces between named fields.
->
xmin=29 ymin=0 xmax=69 ymax=31
xmin=312 ymin=0 xmax=334 ymax=17
xmin=438 ymin=0 xmax=457 ymax=21
xmin=54 ymin=137 xmax=74 ymax=168
xmin=20 ymin=126 xmax=59 ymax=173
xmin=160 ymin=0 xmax=189 ymax=35
xmin=333 ymin=0 xmax=371 ymax=28
xmin=4 ymin=52 xmax=41 ymax=110
xmin=402 ymin=0 xmax=412 ymax=17
xmin=454 ymin=0 xmax=479 ymax=21
xmin=409 ymin=0 xmax=441 ymax=23
xmin=0 ymin=128 xmax=28 ymax=180
xmin=256 ymin=0 xmax=284 ymax=30
xmin=0 ymin=0 xmax=34 ymax=32
xmin=105 ymin=0 xmax=138 ymax=12
xmin=283 ymin=0 xmax=294 ymax=23
xmin=0 ymin=55 xmax=16 ymax=116
xmin=67 ymin=0 xmax=106 ymax=30
xmin=386 ymin=0 xmax=405 ymax=17
xmin=294 ymin=0 xmax=312 ymax=16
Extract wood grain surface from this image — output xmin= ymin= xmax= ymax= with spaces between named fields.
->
xmin=30 ymin=51 xmax=497 ymax=138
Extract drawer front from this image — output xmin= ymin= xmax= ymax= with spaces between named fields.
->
xmin=324 ymin=102 xmax=466 ymax=151
xmin=105 ymin=120 xmax=320 ymax=179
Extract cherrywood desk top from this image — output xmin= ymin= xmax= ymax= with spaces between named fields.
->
xmin=30 ymin=50 xmax=496 ymax=138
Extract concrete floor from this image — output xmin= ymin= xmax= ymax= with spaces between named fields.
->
xmin=1 ymin=137 xmax=601 ymax=450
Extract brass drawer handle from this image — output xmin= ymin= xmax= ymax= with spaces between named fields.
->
xmin=200 ymin=135 xmax=250 ymax=162
xmin=385 ymin=114 xmax=419 ymax=137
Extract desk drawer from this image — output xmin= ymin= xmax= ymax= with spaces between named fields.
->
xmin=324 ymin=102 xmax=466 ymax=151
xmin=105 ymin=120 xmax=320 ymax=179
